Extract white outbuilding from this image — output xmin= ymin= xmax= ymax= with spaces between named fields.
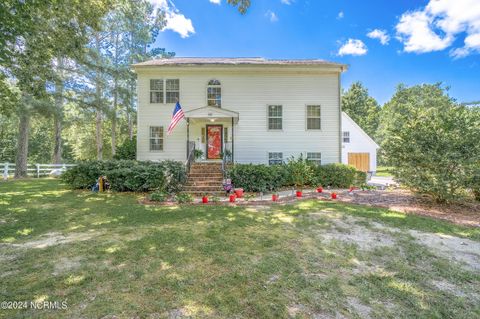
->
xmin=341 ymin=112 xmax=380 ymax=173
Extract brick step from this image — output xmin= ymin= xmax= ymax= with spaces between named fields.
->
xmin=183 ymin=186 xmax=225 ymax=192
xmin=183 ymin=191 xmax=226 ymax=197
xmin=188 ymin=173 xmax=224 ymax=178
xmin=186 ymin=181 xmax=223 ymax=186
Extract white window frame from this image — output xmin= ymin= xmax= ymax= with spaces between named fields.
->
xmin=207 ymin=79 xmax=222 ymax=107
xmin=149 ymin=126 xmax=164 ymax=151
xmin=343 ymin=131 xmax=350 ymax=143
xmin=267 ymin=105 xmax=283 ymax=130
xmin=165 ymin=79 xmax=180 ymax=103
xmin=306 ymin=152 xmax=322 ymax=165
xmin=150 ymin=79 xmax=164 ymax=104
xmin=268 ymin=152 xmax=283 ymax=165
xmin=306 ymin=105 xmax=321 ymax=130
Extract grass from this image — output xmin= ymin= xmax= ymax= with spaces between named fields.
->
xmin=375 ymin=166 xmax=394 ymax=177
xmin=0 ymin=179 xmax=479 ymax=318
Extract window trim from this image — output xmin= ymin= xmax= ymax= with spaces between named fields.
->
xmin=206 ymin=79 xmax=222 ymax=108
xmin=165 ymin=79 xmax=180 ymax=104
xmin=343 ymin=131 xmax=350 ymax=143
xmin=267 ymin=104 xmax=283 ymax=131
xmin=305 ymin=104 xmax=322 ymax=131
xmin=149 ymin=126 xmax=164 ymax=152
xmin=268 ymin=152 xmax=283 ymax=165
xmin=149 ymin=79 xmax=164 ymax=104
xmin=306 ymin=152 xmax=322 ymax=165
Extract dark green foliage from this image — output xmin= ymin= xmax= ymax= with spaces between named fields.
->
xmin=228 ymin=160 xmax=364 ymax=192
xmin=468 ymin=171 xmax=480 ymax=201
xmin=175 ymin=192 xmax=194 ymax=204
xmin=312 ymin=163 xmax=365 ymax=188
xmin=61 ymin=160 xmax=186 ymax=193
xmin=113 ymin=138 xmax=136 ymax=160
xmin=149 ymin=191 xmax=168 ymax=202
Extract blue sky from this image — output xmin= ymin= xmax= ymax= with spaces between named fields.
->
xmin=152 ymin=0 xmax=480 ymax=104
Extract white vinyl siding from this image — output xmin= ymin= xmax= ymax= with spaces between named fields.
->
xmin=166 ymin=79 xmax=179 ymax=103
xmin=150 ymin=79 xmax=163 ymax=103
xmin=307 ymin=152 xmax=321 ymax=165
xmin=149 ymin=126 xmax=164 ymax=151
xmin=268 ymin=152 xmax=283 ymax=165
xmin=268 ymin=105 xmax=282 ymax=130
xmin=306 ymin=105 xmax=321 ymax=130
xmin=136 ymin=68 xmax=341 ymax=164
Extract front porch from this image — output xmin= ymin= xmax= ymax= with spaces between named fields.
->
xmin=185 ymin=106 xmax=239 ymax=163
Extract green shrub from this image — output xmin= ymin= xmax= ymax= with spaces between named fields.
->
xmin=312 ymin=163 xmax=360 ymax=188
xmin=469 ymin=172 xmax=480 ymax=201
xmin=228 ymin=163 xmax=290 ymax=192
xmin=61 ymin=160 xmax=186 ymax=193
xmin=150 ymin=191 xmax=168 ymax=202
xmin=286 ymin=155 xmax=313 ymax=190
xmin=113 ymin=137 xmax=136 ymax=160
xmin=175 ymin=192 xmax=193 ymax=204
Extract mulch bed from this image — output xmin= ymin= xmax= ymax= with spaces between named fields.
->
xmin=139 ymin=189 xmax=480 ymax=227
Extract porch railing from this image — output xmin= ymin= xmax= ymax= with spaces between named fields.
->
xmin=185 ymin=141 xmax=195 ymax=175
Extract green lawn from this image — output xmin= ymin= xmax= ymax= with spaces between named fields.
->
xmin=375 ymin=166 xmax=395 ymax=177
xmin=1 ymin=179 xmax=479 ymax=318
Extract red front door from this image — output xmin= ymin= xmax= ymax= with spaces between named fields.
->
xmin=206 ymin=125 xmax=223 ymax=159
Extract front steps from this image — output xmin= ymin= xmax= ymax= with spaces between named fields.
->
xmin=184 ymin=162 xmax=225 ymax=196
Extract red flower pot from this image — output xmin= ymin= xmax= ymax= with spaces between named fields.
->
xmin=331 ymin=193 xmax=337 ymax=199
xmin=229 ymin=194 xmax=236 ymax=202
xmin=316 ymin=187 xmax=323 ymax=193
xmin=234 ymin=188 xmax=244 ymax=198
xmin=272 ymin=194 xmax=279 ymax=201
xmin=296 ymin=191 xmax=302 ymax=198
xmin=202 ymin=196 xmax=208 ymax=203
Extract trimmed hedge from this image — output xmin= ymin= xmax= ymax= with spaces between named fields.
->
xmin=61 ymin=160 xmax=186 ymax=193
xmin=228 ymin=162 xmax=366 ymax=192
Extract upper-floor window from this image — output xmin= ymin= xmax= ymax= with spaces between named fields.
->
xmin=166 ymin=79 xmax=179 ymax=103
xmin=306 ymin=105 xmax=321 ymax=130
xmin=150 ymin=126 xmax=164 ymax=151
xmin=268 ymin=105 xmax=283 ymax=130
xmin=207 ymin=79 xmax=221 ymax=107
xmin=150 ymin=79 xmax=164 ymax=103
xmin=306 ymin=152 xmax=322 ymax=165
xmin=268 ymin=152 xmax=283 ymax=165
xmin=343 ymin=131 xmax=350 ymax=143
xmin=150 ymin=79 xmax=179 ymax=104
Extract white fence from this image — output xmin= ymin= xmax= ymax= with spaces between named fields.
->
xmin=2 ymin=163 xmax=77 ymax=180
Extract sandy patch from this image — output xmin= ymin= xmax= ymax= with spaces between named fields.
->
xmin=347 ymin=297 xmax=372 ymax=318
xmin=53 ymin=256 xmax=82 ymax=276
xmin=9 ymin=231 xmax=99 ymax=249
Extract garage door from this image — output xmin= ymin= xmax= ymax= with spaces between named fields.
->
xmin=348 ymin=153 xmax=370 ymax=172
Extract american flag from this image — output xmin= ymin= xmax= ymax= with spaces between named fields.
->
xmin=167 ymin=101 xmax=185 ymax=135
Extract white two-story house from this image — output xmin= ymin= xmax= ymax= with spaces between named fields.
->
xmin=133 ymin=57 xmax=347 ymax=165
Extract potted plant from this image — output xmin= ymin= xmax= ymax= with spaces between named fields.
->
xmin=229 ymin=194 xmax=236 ymax=202
xmin=331 ymin=192 xmax=337 ymax=199
xmin=316 ymin=185 xmax=323 ymax=193
xmin=271 ymin=191 xmax=279 ymax=202
xmin=194 ymin=149 xmax=204 ymax=162
xmin=201 ymin=193 xmax=209 ymax=203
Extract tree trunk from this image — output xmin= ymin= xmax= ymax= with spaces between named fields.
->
xmin=53 ymin=58 xmax=64 ymax=164
xmin=128 ymin=80 xmax=134 ymax=140
xmin=96 ymin=107 xmax=103 ymax=160
xmin=111 ymin=32 xmax=119 ymax=156
xmin=94 ymin=35 xmax=103 ymax=160
xmin=14 ymin=111 xmax=30 ymax=178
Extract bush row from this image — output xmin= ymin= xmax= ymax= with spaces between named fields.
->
xmin=61 ymin=160 xmax=186 ymax=193
xmin=228 ymin=161 xmax=366 ymax=193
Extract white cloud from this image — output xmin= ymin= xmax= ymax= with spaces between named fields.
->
xmin=148 ymin=0 xmax=195 ymax=38
xmin=265 ymin=10 xmax=278 ymax=22
xmin=337 ymin=11 xmax=344 ymax=20
xmin=338 ymin=39 xmax=368 ymax=56
xmin=281 ymin=0 xmax=293 ymax=4
xmin=209 ymin=0 xmax=221 ymax=4
xmin=367 ymin=29 xmax=390 ymax=45
xmin=395 ymin=0 xmax=480 ymax=57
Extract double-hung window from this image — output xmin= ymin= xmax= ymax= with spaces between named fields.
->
xmin=343 ymin=131 xmax=350 ymax=143
xmin=268 ymin=105 xmax=283 ymax=130
xmin=268 ymin=152 xmax=283 ymax=165
xmin=207 ymin=79 xmax=222 ymax=107
xmin=150 ymin=127 xmax=164 ymax=151
xmin=306 ymin=152 xmax=322 ymax=165
xmin=166 ymin=79 xmax=180 ymax=103
xmin=306 ymin=105 xmax=321 ymax=130
xmin=150 ymin=79 xmax=164 ymax=103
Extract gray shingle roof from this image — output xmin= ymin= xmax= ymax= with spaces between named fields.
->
xmin=133 ymin=57 xmax=347 ymax=69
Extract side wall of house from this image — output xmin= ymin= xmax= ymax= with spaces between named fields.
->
xmin=341 ymin=114 xmax=378 ymax=172
xmin=136 ymin=68 xmax=341 ymax=164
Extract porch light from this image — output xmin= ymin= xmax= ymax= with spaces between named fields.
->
xmin=209 ymin=118 xmax=215 ymax=122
